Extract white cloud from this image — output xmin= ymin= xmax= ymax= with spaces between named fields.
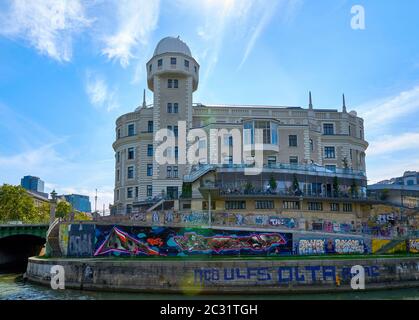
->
xmin=357 ymin=86 xmax=419 ymax=132
xmin=85 ymin=71 xmax=119 ymax=111
xmin=0 ymin=0 xmax=91 ymax=62
xmin=367 ymin=158 xmax=419 ymax=185
xmin=367 ymin=132 xmax=419 ymax=156
xmin=101 ymin=0 xmax=160 ymax=68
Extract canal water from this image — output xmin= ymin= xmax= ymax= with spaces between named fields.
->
xmin=1 ymin=271 xmax=418 ymax=300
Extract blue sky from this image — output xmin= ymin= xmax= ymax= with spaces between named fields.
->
xmin=0 ymin=0 xmax=418 ymax=212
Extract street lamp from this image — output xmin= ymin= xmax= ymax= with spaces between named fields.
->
xmin=49 ymin=190 xmax=57 ymax=225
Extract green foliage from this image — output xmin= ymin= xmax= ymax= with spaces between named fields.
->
xmin=74 ymin=211 xmax=92 ymax=221
xmin=380 ymin=189 xmax=390 ymax=201
xmin=292 ymin=174 xmax=300 ymax=192
xmin=0 ymin=184 xmax=49 ymax=223
xmin=181 ymin=183 xmax=192 ymax=198
xmin=333 ymin=176 xmax=340 ymax=196
xmin=56 ymin=201 xmax=72 ymax=219
xmin=269 ymin=176 xmax=277 ymax=191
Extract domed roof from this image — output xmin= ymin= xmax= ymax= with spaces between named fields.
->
xmin=153 ymin=36 xmax=192 ymax=57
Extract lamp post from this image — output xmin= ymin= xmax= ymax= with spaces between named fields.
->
xmin=49 ymin=190 xmax=57 ymax=225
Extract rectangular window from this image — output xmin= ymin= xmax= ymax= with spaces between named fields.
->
xmin=173 ymin=103 xmax=179 ymax=113
xmin=116 ymin=151 xmax=120 ymax=163
xmin=174 ymin=79 xmax=179 ymax=88
xmin=171 ymin=57 xmax=177 ymax=65
xmin=267 ymin=156 xmax=276 ymax=166
xmin=116 ymin=189 xmax=120 ymax=201
xmin=127 ymin=166 xmax=134 ymax=179
xmin=127 ymin=147 xmax=134 ymax=160
xmin=158 ymin=59 xmax=163 ymax=67
xmin=325 ymin=165 xmax=336 ymax=172
xmin=184 ymin=60 xmax=189 ymax=68
xmin=147 ymin=164 xmax=153 ymax=176
xmin=175 ymin=146 xmax=178 ymax=159
xmin=148 ymin=121 xmax=153 ymax=133
xmin=289 ymin=135 xmax=298 ymax=147
xmin=174 ymin=126 xmax=178 ymax=137
xmin=323 ymin=123 xmax=334 ymax=135
xmin=330 ymin=203 xmax=340 ymax=212
xmin=148 ymin=64 xmax=152 ymax=72
xmin=147 ymin=144 xmax=153 ymax=157
xmin=147 ymin=185 xmax=152 ymax=197
xmin=289 ymin=156 xmax=298 ymax=165
xmin=173 ymin=166 xmax=178 ymax=178
xmin=255 ymin=200 xmax=274 ymax=210
xmin=126 ymin=204 xmax=132 ymax=214
xmin=117 ymin=128 xmax=121 ymax=139
xmin=308 ymin=202 xmax=323 ymax=211
xmin=343 ymin=203 xmax=353 ymax=212
xmin=225 ymin=201 xmax=246 ymax=210
xmin=116 ymin=169 xmax=120 ymax=182
xmin=127 ymin=187 xmax=133 ymax=199
xmin=324 ymin=146 xmax=336 ymax=159
xmin=167 ymin=103 xmax=172 ymax=113
xmin=135 ymin=187 xmax=138 ymax=198
xmin=128 ymin=123 xmax=135 ymax=136
xmin=194 ymin=66 xmax=197 ymax=73
xmin=283 ymin=201 xmax=300 ymax=210
xmin=167 ymin=166 xmax=172 ymax=178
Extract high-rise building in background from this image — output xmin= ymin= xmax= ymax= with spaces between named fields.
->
xmin=60 ymin=194 xmax=92 ymax=213
xmin=20 ymin=175 xmax=48 ymax=198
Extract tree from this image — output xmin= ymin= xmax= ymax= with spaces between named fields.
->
xmin=0 ymin=184 xmax=48 ymax=223
xmin=292 ymin=174 xmax=300 ymax=193
xmin=56 ymin=201 xmax=72 ymax=219
xmin=342 ymin=157 xmax=349 ymax=169
xmin=74 ymin=211 xmax=92 ymax=221
xmin=269 ymin=176 xmax=277 ymax=192
xmin=333 ymin=176 xmax=340 ymax=197
xmin=350 ymin=179 xmax=359 ymax=198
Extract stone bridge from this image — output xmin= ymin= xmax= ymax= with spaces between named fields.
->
xmin=0 ymin=224 xmax=48 ymax=268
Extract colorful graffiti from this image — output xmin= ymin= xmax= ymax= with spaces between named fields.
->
xmin=174 ymin=233 xmax=287 ymax=253
xmin=67 ymin=224 xmax=95 ymax=257
xmin=297 ymin=238 xmax=365 ymax=255
xmin=93 ymin=225 xmax=293 ymax=257
xmin=58 ymin=223 xmax=69 ymax=256
xmin=334 ymin=239 xmax=364 ymax=254
xmin=409 ymin=239 xmax=419 ymax=253
xmin=269 ymin=217 xmax=296 ymax=229
xmin=94 ymin=227 xmax=160 ymax=256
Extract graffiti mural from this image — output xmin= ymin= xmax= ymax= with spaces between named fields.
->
xmin=334 ymin=239 xmax=365 ymax=254
xmin=174 ymin=233 xmax=287 ymax=253
xmin=409 ymin=239 xmax=419 ymax=253
xmin=67 ymin=224 xmax=95 ymax=257
xmin=269 ymin=217 xmax=296 ymax=229
xmin=93 ymin=225 xmax=293 ymax=257
xmin=298 ymin=239 xmax=325 ymax=255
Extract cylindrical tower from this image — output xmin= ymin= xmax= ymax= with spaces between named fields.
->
xmin=146 ymin=36 xmax=200 ymax=199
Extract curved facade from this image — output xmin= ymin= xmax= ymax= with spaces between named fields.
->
xmin=112 ymin=37 xmax=369 ymax=216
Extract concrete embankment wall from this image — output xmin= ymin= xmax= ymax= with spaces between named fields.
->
xmin=26 ymin=257 xmax=419 ymax=294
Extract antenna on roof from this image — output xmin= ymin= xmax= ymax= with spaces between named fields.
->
xmin=342 ymin=93 xmax=347 ymax=113
xmin=309 ymin=91 xmax=313 ymax=110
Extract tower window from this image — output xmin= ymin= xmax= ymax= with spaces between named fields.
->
xmin=147 ymin=144 xmax=153 ymax=157
xmin=147 ymin=164 xmax=153 ymax=176
xmin=174 ymin=103 xmax=179 ymax=113
xmin=127 ymin=187 xmax=133 ymax=199
xmin=117 ymin=128 xmax=121 ymax=139
xmin=149 ymin=64 xmax=152 ymax=72
xmin=167 ymin=166 xmax=172 ymax=178
xmin=194 ymin=66 xmax=197 ymax=73
xmin=147 ymin=185 xmax=152 ymax=197
xmin=171 ymin=57 xmax=177 ymax=65
xmin=148 ymin=121 xmax=153 ymax=132
xmin=127 ymin=147 xmax=135 ymax=160
xmin=158 ymin=59 xmax=163 ymax=67
xmin=168 ymin=79 xmax=173 ymax=88
xmin=127 ymin=123 xmax=135 ymax=136
xmin=127 ymin=166 xmax=134 ymax=179
xmin=173 ymin=166 xmax=178 ymax=178
xmin=184 ymin=60 xmax=189 ymax=68
xmin=175 ymin=146 xmax=178 ymax=159
xmin=174 ymin=125 xmax=178 ymax=137
xmin=167 ymin=103 xmax=172 ymax=113
xmin=310 ymin=139 xmax=314 ymax=152
xmin=174 ymin=79 xmax=178 ymax=88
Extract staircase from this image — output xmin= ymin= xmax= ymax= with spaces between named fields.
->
xmin=45 ymin=218 xmax=62 ymax=257
xmin=183 ymin=164 xmax=215 ymax=183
